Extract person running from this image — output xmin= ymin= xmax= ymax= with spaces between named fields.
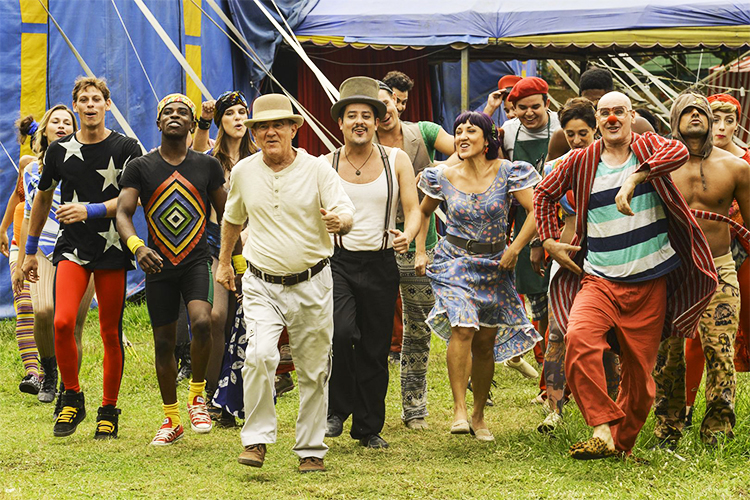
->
xmin=194 ymin=90 xmax=258 ymax=423
xmin=653 ymin=92 xmax=750 ymax=448
xmin=375 ymin=80 xmax=455 ymax=430
xmin=415 ymin=111 xmax=542 ymax=442
xmin=118 ymin=93 xmax=230 ymax=445
xmin=1 ymin=115 xmax=41 ymax=395
xmin=534 ymin=91 xmax=716 ymax=459
xmin=324 ymin=77 xmax=421 ymax=449
xmin=216 ymin=94 xmax=354 ymax=473
xmin=12 ymin=105 xmax=95 ymax=407
xmin=536 ymin=98 xmax=621 ymax=434
xmin=23 ymin=76 xmax=141 ymax=439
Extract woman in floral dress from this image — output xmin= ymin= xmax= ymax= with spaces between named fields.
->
xmin=415 ymin=111 xmax=541 ymax=442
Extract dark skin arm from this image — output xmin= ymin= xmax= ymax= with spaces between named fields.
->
xmin=116 ymin=186 xmax=163 ymax=274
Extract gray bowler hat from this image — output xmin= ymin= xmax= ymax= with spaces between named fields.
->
xmin=244 ymin=94 xmax=304 ymax=127
xmin=330 ymin=77 xmax=388 ymax=121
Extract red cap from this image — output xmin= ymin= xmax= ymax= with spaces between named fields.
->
xmin=707 ymin=93 xmax=742 ymax=119
xmin=497 ymin=75 xmax=522 ymax=93
xmin=507 ymin=77 xmax=549 ymax=104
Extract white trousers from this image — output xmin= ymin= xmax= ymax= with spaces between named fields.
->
xmin=240 ymin=266 xmax=333 ymax=459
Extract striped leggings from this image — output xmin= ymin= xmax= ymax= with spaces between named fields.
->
xmin=9 ymin=247 xmax=39 ymax=377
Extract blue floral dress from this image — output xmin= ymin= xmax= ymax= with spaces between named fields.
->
xmin=419 ymin=161 xmax=542 ymax=362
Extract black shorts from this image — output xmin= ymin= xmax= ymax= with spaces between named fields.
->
xmin=145 ymin=260 xmax=214 ymax=327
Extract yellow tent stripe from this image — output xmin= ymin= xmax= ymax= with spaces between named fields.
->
xmin=492 ymin=26 xmax=750 ymax=49
xmin=20 ymin=32 xmax=47 ymax=158
xmin=185 ymin=44 xmax=202 ymax=111
xmin=183 ymin=0 xmax=201 ymax=38
xmin=20 ymin=0 xmax=47 ymax=24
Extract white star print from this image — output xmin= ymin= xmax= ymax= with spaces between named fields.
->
xmin=70 ymin=190 xmax=88 ymax=205
xmin=60 ymin=139 xmax=84 ymax=163
xmin=96 ymin=157 xmax=121 ymax=191
xmin=62 ymin=248 xmax=90 ymax=266
xmin=98 ymin=221 xmax=123 ymax=253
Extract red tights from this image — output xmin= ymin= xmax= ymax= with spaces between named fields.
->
xmin=54 ymin=261 xmax=126 ymax=406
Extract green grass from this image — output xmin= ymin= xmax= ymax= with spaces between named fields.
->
xmin=0 ymin=302 xmax=749 ymax=499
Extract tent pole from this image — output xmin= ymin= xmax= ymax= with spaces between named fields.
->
xmin=461 ymin=47 xmax=469 ymax=111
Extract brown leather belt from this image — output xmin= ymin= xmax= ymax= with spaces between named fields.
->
xmin=249 ymin=258 xmax=329 ymax=286
xmin=445 ymin=234 xmax=506 ymax=255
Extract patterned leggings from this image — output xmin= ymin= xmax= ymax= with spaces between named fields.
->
xmin=396 ymin=249 xmax=436 ymax=422
xmin=9 ymin=248 xmax=39 ymax=378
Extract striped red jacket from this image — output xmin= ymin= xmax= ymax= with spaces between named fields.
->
xmin=534 ymin=132 xmax=718 ymax=339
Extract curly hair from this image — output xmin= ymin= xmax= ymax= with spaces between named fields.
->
xmin=579 ymin=68 xmax=614 ymax=93
xmin=382 ymin=71 xmax=414 ymax=93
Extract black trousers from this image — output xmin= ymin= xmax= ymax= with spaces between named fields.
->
xmin=328 ymin=246 xmax=400 ymax=439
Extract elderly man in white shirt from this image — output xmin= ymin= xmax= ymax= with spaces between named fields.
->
xmin=216 ymin=94 xmax=355 ymax=474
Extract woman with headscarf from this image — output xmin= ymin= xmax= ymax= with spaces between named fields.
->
xmin=194 ymin=91 xmax=258 ymax=425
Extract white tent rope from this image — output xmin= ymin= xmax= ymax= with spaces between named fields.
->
xmin=595 ymin=59 xmax=647 ymax=103
xmin=548 ymin=59 xmax=578 ymax=94
xmin=110 ymin=0 xmax=158 ymax=103
xmin=0 ymin=138 xmax=19 ymax=172
xmin=38 ymin=0 xmax=146 ymax=153
xmin=621 ymin=55 xmax=678 ymax=100
xmin=252 ymin=0 xmax=339 ymax=104
xmin=197 ymin=0 xmax=341 ymax=151
xmin=133 ymin=0 xmax=213 ymax=101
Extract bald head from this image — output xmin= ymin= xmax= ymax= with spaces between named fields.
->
xmin=597 ymin=91 xmax=632 ymax=111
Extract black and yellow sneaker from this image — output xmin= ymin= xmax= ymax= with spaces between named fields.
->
xmin=53 ymin=390 xmax=86 ymax=437
xmin=94 ymin=405 xmax=121 ymax=439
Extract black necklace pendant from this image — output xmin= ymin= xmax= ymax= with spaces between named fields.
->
xmin=356 ymin=170 xmax=361 ymax=176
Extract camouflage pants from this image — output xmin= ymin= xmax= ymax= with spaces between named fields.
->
xmin=544 ymin=311 xmax=621 ymax=415
xmin=653 ymin=252 xmax=740 ymax=443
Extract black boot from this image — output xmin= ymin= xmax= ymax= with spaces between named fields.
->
xmin=175 ymin=342 xmax=192 ymax=384
xmin=53 ymin=382 xmax=65 ymax=420
xmin=53 ymin=390 xmax=86 ymax=437
xmin=38 ymin=357 xmax=58 ymax=403
xmin=94 ymin=405 xmax=121 ymax=439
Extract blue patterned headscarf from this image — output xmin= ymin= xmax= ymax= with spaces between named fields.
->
xmin=214 ymin=90 xmax=249 ymax=126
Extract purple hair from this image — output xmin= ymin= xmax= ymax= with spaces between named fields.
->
xmin=453 ymin=111 xmax=501 ymax=160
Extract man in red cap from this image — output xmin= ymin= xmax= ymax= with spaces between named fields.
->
xmin=484 ymin=74 xmax=523 ymax=122
xmin=501 ymin=76 xmax=560 ymax=378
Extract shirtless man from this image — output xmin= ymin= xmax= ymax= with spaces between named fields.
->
xmin=653 ymin=92 xmax=750 ymax=447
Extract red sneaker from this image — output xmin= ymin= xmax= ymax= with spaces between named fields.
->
xmin=150 ymin=418 xmax=184 ymax=446
xmin=187 ymin=396 xmax=213 ymax=434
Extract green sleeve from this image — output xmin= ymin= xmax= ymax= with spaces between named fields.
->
xmin=417 ymin=121 xmax=442 ymax=162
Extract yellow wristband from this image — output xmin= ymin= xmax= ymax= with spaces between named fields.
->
xmin=232 ymin=255 xmax=247 ymax=274
xmin=127 ymin=235 xmax=145 ymax=254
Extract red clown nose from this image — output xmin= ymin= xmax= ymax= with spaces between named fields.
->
xmin=606 ymin=114 xmax=619 ymax=125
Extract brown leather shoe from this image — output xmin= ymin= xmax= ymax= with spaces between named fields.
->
xmin=298 ymin=456 xmax=325 ymax=473
xmin=238 ymin=444 xmax=266 ymax=467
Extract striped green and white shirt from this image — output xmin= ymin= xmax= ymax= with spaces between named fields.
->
xmin=583 ymin=153 xmax=681 ymax=282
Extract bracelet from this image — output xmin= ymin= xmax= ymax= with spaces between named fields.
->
xmin=198 ymin=117 xmax=212 ymax=130
xmin=25 ymin=235 xmax=39 ymax=256
xmin=126 ymin=235 xmax=145 ymax=254
xmin=232 ymin=254 xmax=247 ymax=275
xmin=85 ymin=203 xmax=107 ymax=219
xmin=530 ymin=238 xmax=543 ymax=248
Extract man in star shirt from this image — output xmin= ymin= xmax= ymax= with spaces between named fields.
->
xmin=23 ymin=76 xmax=141 ymax=439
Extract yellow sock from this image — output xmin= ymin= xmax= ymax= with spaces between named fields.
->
xmin=163 ymin=402 xmax=181 ymax=427
xmin=188 ymin=379 xmax=206 ymax=405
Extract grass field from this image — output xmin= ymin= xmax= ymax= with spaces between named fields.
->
xmin=0 ymin=301 xmax=749 ymax=499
